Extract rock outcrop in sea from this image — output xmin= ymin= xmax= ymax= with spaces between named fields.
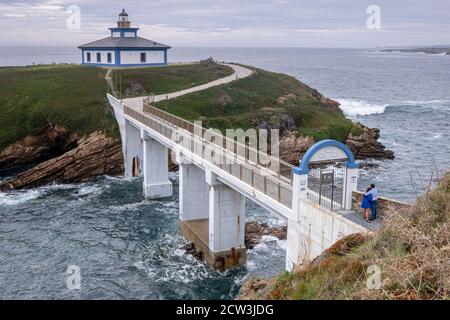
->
xmin=346 ymin=123 xmax=395 ymax=160
xmin=0 ymin=123 xmax=77 ymax=171
xmin=1 ymin=131 xmax=123 ymax=190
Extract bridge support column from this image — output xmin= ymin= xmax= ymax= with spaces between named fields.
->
xmin=142 ymin=131 xmax=172 ymax=200
xmin=179 ymin=162 xmax=209 ymax=221
xmin=124 ymin=119 xmax=143 ymax=178
xmin=206 ymin=169 xmax=246 ymax=271
xmin=286 ymin=172 xmax=310 ymax=271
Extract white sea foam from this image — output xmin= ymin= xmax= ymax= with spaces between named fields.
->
xmin=0 ymin=190 xmax=41 ymax=206
xmin=337 ymin=99 xmax=387 ymax=116
xmin=337 ymin=98 xmax=450 ymax=116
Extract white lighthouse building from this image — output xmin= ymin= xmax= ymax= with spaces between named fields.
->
xmin=78 ymin=9 xmax=171 ymax=67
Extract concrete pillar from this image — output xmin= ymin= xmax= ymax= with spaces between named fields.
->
xmin=124 ymin=119 xmax=143 ymax=178
xmin=286 ymin=172 xmax=309 ymax=271
xmin=344 ymin=167 xmax=359 ymax=210
xmin=179 ymin=163 xmax=209 ymax=221
xmin=142 ymin=131 xmax=172 ymax=200
xmin=205 ymin=169 xmax=246 ymax=270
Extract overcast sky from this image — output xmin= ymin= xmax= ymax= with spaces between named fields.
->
xmin=0 ymin=0 xmax=449 ymax=47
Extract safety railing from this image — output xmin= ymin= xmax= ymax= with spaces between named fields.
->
xmin=142 ymin=99 xmax=294 ymax=181
xmin=124 ymin=102 xmax=293 ymax=209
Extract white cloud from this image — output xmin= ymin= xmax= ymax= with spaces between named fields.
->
xmin=0 ymin=0 xmax=449 ymax=47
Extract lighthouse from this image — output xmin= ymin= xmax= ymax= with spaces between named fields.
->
xmin=78 ymin=9 xmax=171 ymax=67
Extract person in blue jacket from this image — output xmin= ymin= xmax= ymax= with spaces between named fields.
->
xmin=361 ymin=186 xmax=373 ymax=223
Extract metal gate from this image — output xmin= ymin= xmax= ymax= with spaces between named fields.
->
xmin=307 ymin=161 xmax=346 ymax=211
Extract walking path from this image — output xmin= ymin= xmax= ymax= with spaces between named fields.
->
xmin=123 ymin=63 xmax=253 ymax=108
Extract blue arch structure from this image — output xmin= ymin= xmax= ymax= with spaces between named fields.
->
xmin=293 ymin=139 xmax=359 ymax=175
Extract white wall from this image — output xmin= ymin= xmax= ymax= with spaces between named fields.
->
xmin=120 ymin=50 xmax=165 ymax=65
xmin=124 ymin=32 xmax=136 ymax=38
xmin=84 ymin=50 xmax=115 ymax=65
xmin=112 ymin=32 xmax=121 ymax=37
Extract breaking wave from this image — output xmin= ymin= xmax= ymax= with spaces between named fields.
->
xmin=337 ymin=98 xmax=450 ymax=116
xmin=0 ymin=190 xmax=41 ymax=206
xmin=337 ymin=99 xmax=387 ymax=116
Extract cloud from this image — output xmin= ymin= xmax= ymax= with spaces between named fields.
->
xmin=0 ymin=0 xmax=449 ymax=47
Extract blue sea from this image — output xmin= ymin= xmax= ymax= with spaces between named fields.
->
xmin=1 ymin=46 xmax=449 ymax=299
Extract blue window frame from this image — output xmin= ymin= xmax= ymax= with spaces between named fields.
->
xmin=107 ymin=53 xmax=112 ymax=63
xmin=96 ymin=52 xmax=101 ymax=63
xmin=86 ymin=52 xmax=91 ymax=62
xmin=140 ymin=52 xmax=146 ymax=63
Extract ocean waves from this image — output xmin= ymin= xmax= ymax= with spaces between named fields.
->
xmin=337 ymin=98 xmax=450 ymax=117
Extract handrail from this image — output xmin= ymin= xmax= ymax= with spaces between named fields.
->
xmin=142 ymin=98 xmax=294 ymax=182
xmin=124 ymin=104 xmax=293 ymax=209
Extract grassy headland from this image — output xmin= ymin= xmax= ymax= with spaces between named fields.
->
xmin=244 ymin=172 xmax=449 ymax=300
xmin=0 ymin=65 xmax=116 ymax=150
xmin=112 ymin=63 xmax=234 ymax=97
xmin=0 ymin=63 xmax=233 ymax=151
xmin=154 ymin=67 xmax=360 ymax=141
xmin=0 ymin=63 xmax=360 ymax=153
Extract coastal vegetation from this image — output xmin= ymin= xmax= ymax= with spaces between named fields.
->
xmin=0 ymin=65 xmax=114 ymax=151
xmin=241 ymin=172 xmax=450 ymax=300
xmin=112 ymin=63 xmax=234 ymax=97
xmin=0 ymin=62 xmax=389 ymax=189
xmin=0 ymin=63 xmax=233 ymax=151
xmin=154 ymin=67 xmax=360 ymax=142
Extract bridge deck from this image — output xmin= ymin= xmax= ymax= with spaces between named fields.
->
xmin=124 ymin=100 xmax=295 ymax=213
xmin=121 ymin=98 xmax=381 ymax=232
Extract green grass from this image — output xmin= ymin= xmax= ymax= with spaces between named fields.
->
xmin=0 ymin=63 xmax=358 ymax=153
xmin=264 ymin=173 xmax=450 ymax=300
xmin=154 ymin=67 xmax=356 ymax=141
xmin=112 ymin=63 xmax=234 ymax=97
xmin=0 ymin=65 xmax=116 ymax=150
xmin=0 ymin=63 xmax=234 ymax=151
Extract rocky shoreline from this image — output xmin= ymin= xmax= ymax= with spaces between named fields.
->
xmin=0 ymin=127 xmax=123 ymax=190
xmin=0 ymin=117 xmax=394 ymax=190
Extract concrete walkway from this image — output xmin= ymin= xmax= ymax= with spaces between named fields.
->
xmin=337 ymin=210 xmax=381 ymax=231
xmin=123 ymin=63 xmax=253 ymax=109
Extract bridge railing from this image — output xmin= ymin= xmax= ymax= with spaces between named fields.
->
xmin=142 ymin=100 xmax=295 ymax=181
xmin=124 ymin=103 xmax=293 ymax=209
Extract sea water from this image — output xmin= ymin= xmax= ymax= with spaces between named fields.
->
xmin=1 ymin=47 xmax=449 ymax=299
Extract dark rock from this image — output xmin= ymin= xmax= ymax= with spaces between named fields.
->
xmin=249 ymin=107 xmax=297 ymax=136
xmin=245 ymin=221 xmax=287 ymax=249
xmin=0 ymin=131 xmax=124 ymax=190
xmin=0 ymin=123 xmax=78 ymax=171
xmin=346 ymin=123 xmax=395 ymax=160
xmin=279 ymin=132 xmax=314 ymax=165
xmin=124 ymin=80 xmax=146 ymax=97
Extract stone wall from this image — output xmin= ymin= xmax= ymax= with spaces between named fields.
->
xmin=352 ymin=191 xmax=410 ymax=217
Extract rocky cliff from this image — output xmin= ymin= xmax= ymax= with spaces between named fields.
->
xmin=0 ymin=124 xmax=77 ymax=171
xmin=1 ymin=131 xmax=123 ymax=190
xmin=346 ymin=123 xmax=395 ymax=160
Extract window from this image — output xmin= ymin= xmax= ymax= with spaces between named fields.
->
xmin=86 ymin=52 xmax=91 ymax=62
xmin=140 ymin=52 xmax=146 ymax=63
xmin=97 ymin=53 xmax=101 ymax=63
xmin=107 ymin=53 xmax=112 ymax=64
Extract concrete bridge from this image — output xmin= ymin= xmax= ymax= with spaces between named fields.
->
xmin=107 ymin=64 xmax=374 ymax=271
